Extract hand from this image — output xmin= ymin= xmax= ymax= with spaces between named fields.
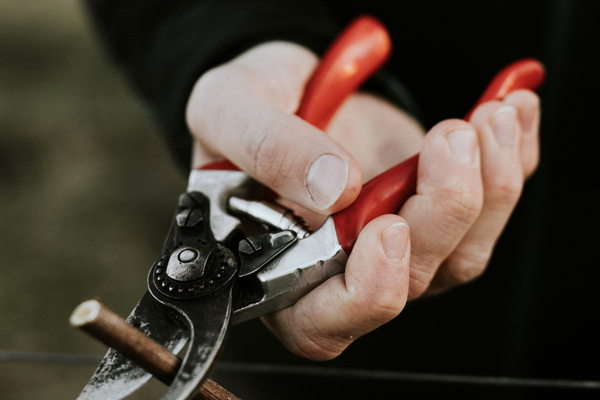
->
xmin=186 ymin=42 xmax=540 ymax=360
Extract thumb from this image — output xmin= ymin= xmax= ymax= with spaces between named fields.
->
xmin=261 ymin=215 xmax=410 ymax=360
xmin=186 ymin=42 xmax=363 ymax=214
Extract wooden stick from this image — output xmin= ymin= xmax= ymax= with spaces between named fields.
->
xmin=70 ymin=299 xmax=240 ymax=400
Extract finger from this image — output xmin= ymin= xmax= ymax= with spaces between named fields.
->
xmin=326 ymin=92 xmax=425 ymax=180
xmin=186 ymin=42 xmax=363 ymax=214
xmin=427 ymin=100 xmax=526 ymax=293
xmin=503 ymin=90 xmax=541 ymax=179
xmin=398 ymin=120 xmax=484 ymax=299
xmin=261 ymin=215 xmax=410 ymax=361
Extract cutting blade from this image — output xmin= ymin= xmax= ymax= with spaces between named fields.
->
xmin=77 ymin=291 xmax=189 ymax=400
xmin=148 ymin=283 xmax=233 ymax=400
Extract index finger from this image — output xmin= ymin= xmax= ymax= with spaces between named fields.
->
xmin=187 ymin=17 xmax=392 ymax=214
xmin=186 ymin=42 xmax=363 ymax=214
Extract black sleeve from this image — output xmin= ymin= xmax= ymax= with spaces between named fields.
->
xmin=84 ymin=0 xmax=420 ymax=173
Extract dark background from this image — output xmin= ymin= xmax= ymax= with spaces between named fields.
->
xmin=217 ymin=1 xmax=600 ymax=399
xmin=0 ymin=0 xmax=598 ymax=399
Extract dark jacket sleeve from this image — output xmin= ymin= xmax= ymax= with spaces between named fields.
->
xmin=84 ymin=0 xmax=342 ymax=172
xmin=84 ymin=0 xmax=420 ymax=172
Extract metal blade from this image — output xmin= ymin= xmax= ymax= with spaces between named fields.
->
xmin=149 ymin=284 xmax=233 ymax=400
xmin=77 ymin=291 xmax=189 ymax=400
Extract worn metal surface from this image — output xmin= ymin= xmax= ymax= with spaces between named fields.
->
xmin=77 ymin=292 xmax=188 ymax=400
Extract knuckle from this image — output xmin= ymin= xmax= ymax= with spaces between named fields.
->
xmin=408 ymin=284 xmax=427 ymax=300
xmin=196 ymin=65 xmax=225 ymax=91
xmin=192 ymin=67 xmax=229 ymax=106
xmin=185 ymin=74 xmax=215 ymax=131
xmin=289 ymin=331 xmax=347 ymax=361
xmin=486 ymin=172 xmax=523 ymax=209
xmin=470 ymin=100 xmax=503 ymax=124
xmin=434 ymin=187 xmax=483 ymax=234
xmin=359 ymin=290 xmax=404 ymax=324
xmin=346 ymin=269 xmax=406 ymax=325
xmin=242 ymin=117 xmax=297 ymax=186
xmin=284 ymin=308 xmax=349 ymax=361
xmin=416 ymin=245 xmax=492 ymax=297
xmin=186 ymin=66 xmax=240 ymax=132
xmin=444 ymin=246 xmax=491 ymax=285
xmin=408 ymin=263 xmax=435 ymax=299
xmin=404 ymin=187 xmax=484 ymax=299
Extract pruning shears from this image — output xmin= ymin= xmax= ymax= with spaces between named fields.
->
xmin=77 ymin=16 xmax=545 ymax=400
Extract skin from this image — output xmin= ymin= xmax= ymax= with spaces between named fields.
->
xmin=186 ymin=42 xmax=541 ymax=361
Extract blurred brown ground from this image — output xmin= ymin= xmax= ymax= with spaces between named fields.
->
xmin=0 ymin=0 xmax=187 ymax=397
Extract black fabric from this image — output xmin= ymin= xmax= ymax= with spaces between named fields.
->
xmin=84 ymin=0 xmax=339 ymax=172
xmin=84 ymin=0 xmax=424 ymax=171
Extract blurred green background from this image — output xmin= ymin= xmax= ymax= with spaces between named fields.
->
xmin=0 ymin=0 xmax=186 ymax=397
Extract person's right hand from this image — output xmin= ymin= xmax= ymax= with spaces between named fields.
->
xmin=185 ymin=41 xmax=540 ymax=360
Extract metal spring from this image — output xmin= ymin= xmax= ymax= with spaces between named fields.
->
xmin=228 ymin=197 xmax=313 ymax=238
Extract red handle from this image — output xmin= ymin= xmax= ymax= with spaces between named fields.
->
xmin=296 ymin=16 xmax=391 ymax=130
xmin=332 ymin=58 xmax=546 ymax=253
xmin=465 ymin=58 xmax=545 ymax=120
xmin=199 ymin=16 xmax=391 ymax=171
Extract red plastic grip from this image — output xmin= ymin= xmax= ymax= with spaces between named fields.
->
xmin=199 ymin=16 xmax=391 ymax=171
xmin=464 ymin=58 xmax=546 ymax=120
xmin=296 ymin=16 xmax=392 ymax=130
xmin=332 ymin=58 xmax=546 ymax=253
xmin=199 ymin=159 xmax=241 ymax=171
xmin=332 ymin=154 xmax=419 ymax=252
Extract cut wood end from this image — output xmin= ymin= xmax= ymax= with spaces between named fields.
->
xmin=70 ymin=299 xmax=102 ymax=327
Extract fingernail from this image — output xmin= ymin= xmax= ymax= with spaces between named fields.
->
xmin=306 ymin=154 xmax=348 ymax=209
xmin=491 ymin=105 xmax=518 ymax=147
xmin=446 ymin=130 xmax=477 ymax=164
xmin=380 ymin=223 xmax=409 ymax=262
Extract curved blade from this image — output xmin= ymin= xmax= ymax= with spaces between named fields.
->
xmin=149 ymin=284 xmax=233 ymax=400
xmin=77 ymin=291 xmax=189 ymax=400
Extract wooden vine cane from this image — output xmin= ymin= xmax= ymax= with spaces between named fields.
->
xmin=70 ymin=299 xmax=240 ymax=400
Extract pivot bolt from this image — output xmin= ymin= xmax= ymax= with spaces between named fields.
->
xmin=178 ymin=249 xmax=198 ymax=263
